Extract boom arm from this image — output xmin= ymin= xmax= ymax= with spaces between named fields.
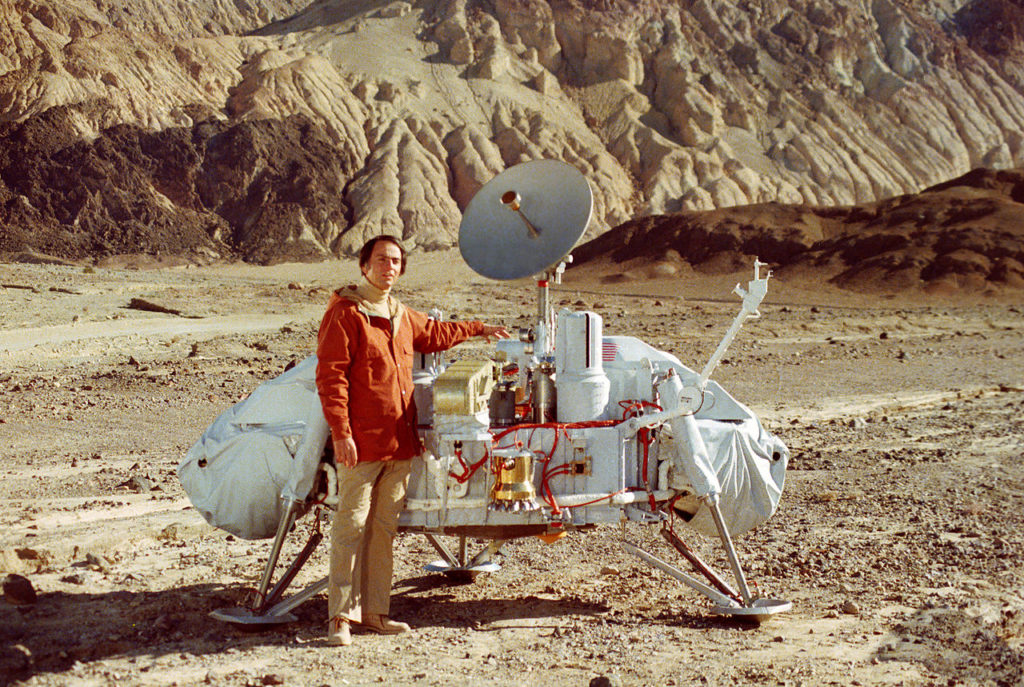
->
xmin=630 ymin=259 xmax=772 ymax=429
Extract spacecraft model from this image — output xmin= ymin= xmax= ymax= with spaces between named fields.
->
xmin=179 ymin=159 xmax=792 ymax=627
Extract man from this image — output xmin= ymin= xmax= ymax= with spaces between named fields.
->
xmin=315 ymin=234 xmax=508 ymax=646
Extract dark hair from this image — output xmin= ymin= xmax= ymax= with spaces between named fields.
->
xmin=358 ymin=234 xmax=407 ymax=275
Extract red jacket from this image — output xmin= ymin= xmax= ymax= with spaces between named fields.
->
xmin=316 ymin=288 xmax=484 ymax=463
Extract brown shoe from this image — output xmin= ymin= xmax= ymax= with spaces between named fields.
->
xmin=326 ymin=616 xmax=352 ymax=646
xmin=359 ymin=613 xmax=410 ymax=634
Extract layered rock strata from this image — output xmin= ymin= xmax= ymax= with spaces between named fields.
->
xmin=2 ymin=0 xmax=1024 ymax=264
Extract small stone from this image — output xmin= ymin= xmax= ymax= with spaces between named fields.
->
xmin=11 ymin=644 xmax=31 ymax=668
xmin=84 ymin=552 xmax=111 ymax=573
xmin=590 ymin=676 xmax=622 ymax=687
xmin=287 ymin=283 xmax=303 ymax=290
xmin=158 ymin=524 xmax=180 ymax=541
xmin=127 ymin=475 xmax=153 ymax=493
xmin=261 ymin=676 xmax=285 ymax=686
xmin=599 ymin=565 xmax=620 ymax=576
xmin=841 ymin=600 xmax=860 ymax=615
xmin=3 ymin=574 xmax=37 ymax=605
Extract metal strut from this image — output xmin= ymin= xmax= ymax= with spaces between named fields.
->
xmin=423 ymin=534 xmax=504 ymax=579
xmin=211 ymin=501 xmax=329 ymax=626
xmin=623 ymin=497 xmax=792 ymax=622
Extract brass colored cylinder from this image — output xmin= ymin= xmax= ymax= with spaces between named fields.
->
xmin=489 ymin=451 xmax=539 ymax=511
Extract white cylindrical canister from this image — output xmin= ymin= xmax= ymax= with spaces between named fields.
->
xmin=555 ymin=310 xmax=610 ymax=422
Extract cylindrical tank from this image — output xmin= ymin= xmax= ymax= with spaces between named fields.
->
xmin=555 ymin=310 xmax=610 ymax=422
xmin=531 ymin=361 xmax=556 ymax=422
xmin=489 ymin=383 xmax=517 ymax=427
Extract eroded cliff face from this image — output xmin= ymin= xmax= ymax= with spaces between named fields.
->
xmin=2 ymin=0 xmax=1024 ymax=263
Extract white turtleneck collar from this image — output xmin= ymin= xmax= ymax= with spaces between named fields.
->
xmin=345 ymin=276 xmax=401 ymax=333
xmin=356 ymin=276 xmax=391 ymax=311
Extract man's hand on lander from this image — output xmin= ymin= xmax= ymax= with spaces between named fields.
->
xmin=480 ymin=324 xmax=511 ymax=342
xmin=334 ymin=436 xmax=359 ymax=468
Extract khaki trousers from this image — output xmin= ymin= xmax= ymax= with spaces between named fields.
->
xmin=328 ymin=458 xmax=412 ymax=623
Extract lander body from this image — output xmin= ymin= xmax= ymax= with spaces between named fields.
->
xmin=179 ymin=160 xmax=792 ymax=627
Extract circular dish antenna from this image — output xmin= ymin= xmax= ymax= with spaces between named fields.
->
xmin=459 ymin=159 xmax=593 ymax=280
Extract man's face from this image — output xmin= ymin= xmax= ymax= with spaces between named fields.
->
xmin=362 ymin=240 xmax=403 ymax=291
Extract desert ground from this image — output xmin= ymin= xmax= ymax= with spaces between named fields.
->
xmin=1 ymin=251 xmax=1022 ymax=686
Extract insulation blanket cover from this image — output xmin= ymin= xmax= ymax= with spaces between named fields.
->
xmin=178 ymin=356 xmax=329 ymax=540
xmin=675 ymin=416 xmax=789 ymax=538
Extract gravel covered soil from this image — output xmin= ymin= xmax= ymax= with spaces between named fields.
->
xmin=1 ymin=258 xmax=1022 ymax=687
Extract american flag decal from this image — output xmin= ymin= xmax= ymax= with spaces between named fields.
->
xmin=602 ymin=340 xmax=618 ymax=362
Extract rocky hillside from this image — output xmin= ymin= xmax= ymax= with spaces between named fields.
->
xmin=571 ymin=167 xmax=1024 ymax=296
xmin=2 ymin=0 xmax=1024 ymax=264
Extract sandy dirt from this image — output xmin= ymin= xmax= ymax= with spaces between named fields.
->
xmin=2 ymin=251 xmax=1023 ymax=686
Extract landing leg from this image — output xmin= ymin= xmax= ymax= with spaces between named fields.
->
xmin=210 ymin=501 xmax=328 ymax=626
xmin=423 ymin=534 xmax=504 ymax=582
xmin=624 ymin=498 xmax=791 ymax=622
xmin=702 ymin=495 xmax=790 ymax=621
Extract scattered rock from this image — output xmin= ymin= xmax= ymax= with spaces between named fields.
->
xmin=841 ymin=600 xmax=861 ymax=615
xmin=8 ymin=644 xmax=32 ymax=669
xmin=0 ymin=283 xmax=40 ymax=292
xmin=122 ymin=475 xmax=153 ymax=493
xmin=2 ymin=574 xmax=37 ymax=605
xmin=2 ymin=548 xmax=46 ymax=574
xmin=126 ymin=298 xmax=183 ymax=316
xmin=599 ymin=566 xmax=620 ymax=576
xmin=84 ymin=552 xmax=111 ymax=573
xmin=158 ymin=524 xmax=181 ymax=541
